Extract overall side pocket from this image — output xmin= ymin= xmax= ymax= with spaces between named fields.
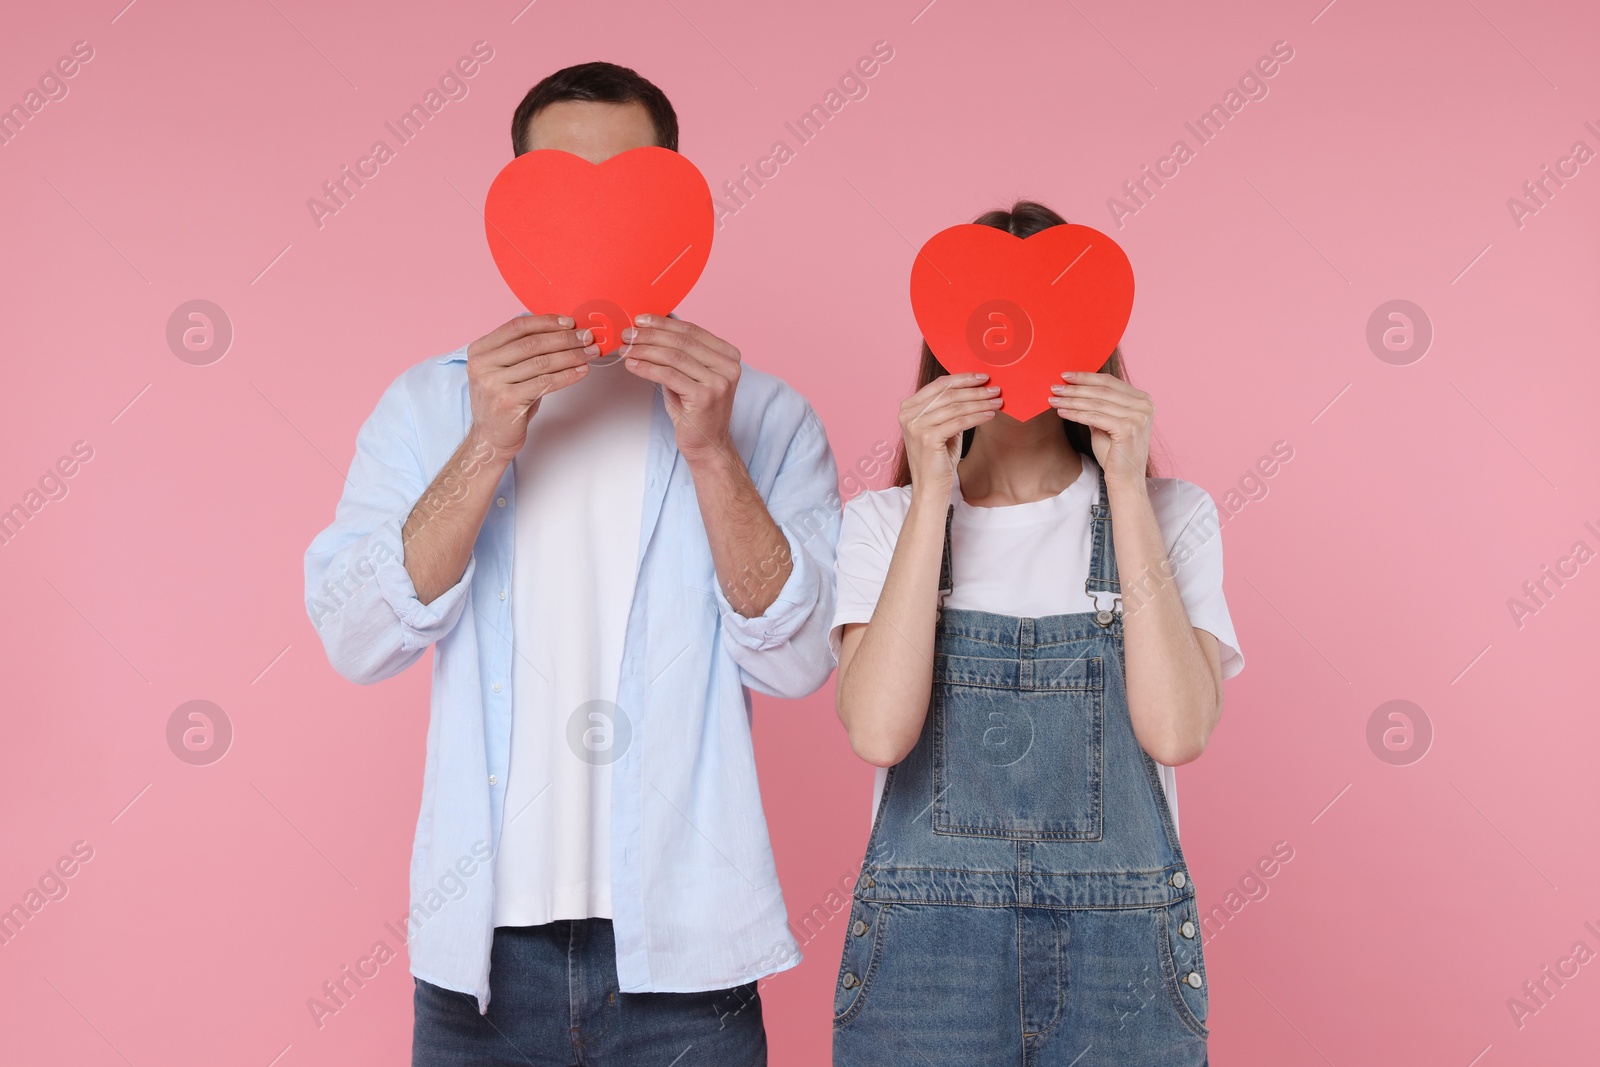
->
xmin=1156 ymin=896 xmax=1210 ymax=1039
xmin=832 ymin=898 xmax=891 ymax=1029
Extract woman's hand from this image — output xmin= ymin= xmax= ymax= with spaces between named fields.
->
xmin=898 ymin=372 xmax=1002 ymax=497
xmin=1048 ymin=370 xmax=1153 ymax=486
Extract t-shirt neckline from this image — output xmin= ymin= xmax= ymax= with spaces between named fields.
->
xmin=950 ymin=453 xmax=1098 ymax=528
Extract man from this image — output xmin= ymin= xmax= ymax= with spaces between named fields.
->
xmin=304 ymin=61 xmax=840 ymax=1066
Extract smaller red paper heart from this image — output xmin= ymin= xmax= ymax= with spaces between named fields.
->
xmin=483 ymin=146 xmax=714 ymax=352
xmin=909 ymin=223 xmax=1135 ymax=421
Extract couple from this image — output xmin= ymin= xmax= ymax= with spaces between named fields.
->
xmin=304 ymin=60 xmax=1243 ymax=1067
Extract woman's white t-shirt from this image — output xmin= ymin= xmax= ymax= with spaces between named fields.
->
xmin=829 ymin=453 xmax=1245 ymax=836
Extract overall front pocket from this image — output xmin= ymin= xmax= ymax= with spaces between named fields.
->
xmin=931 ymin=653 xmax=1104 ymax=840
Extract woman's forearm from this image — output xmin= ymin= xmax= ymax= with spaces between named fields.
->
xmin=1107 ymin=476 xmax=1221 ymax=765
xmin=836 ymin=489 xmax=950 ymax=766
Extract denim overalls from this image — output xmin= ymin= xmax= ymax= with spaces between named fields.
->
xmin=833 ymin=467 xmax=1210 ymax=1065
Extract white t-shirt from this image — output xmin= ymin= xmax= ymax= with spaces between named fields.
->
xmin=492 ymin=367 xmax=655 ymax=926
xmin=829 ymin=453 xmax=1244 ymax=836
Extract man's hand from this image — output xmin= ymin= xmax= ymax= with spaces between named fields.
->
xmin=617 ymin=314 xmax=791 ymax=617
xmin=467 ymin=313 xmax=598 ymax=459
xmin=401 ymin=314 xmax=594 ymax=605
xmin=618 ymin=314 xmax=739 ymax=466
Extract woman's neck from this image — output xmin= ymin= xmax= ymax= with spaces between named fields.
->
xmin=957 ymin=412 xmax=1084 ymax=507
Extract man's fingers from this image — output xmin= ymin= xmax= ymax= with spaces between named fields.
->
xmin=469 ymin=313 xmax=576 ymax=361
xmin=498 ymin=340 xmax=598 ymax=384
xmin=509 ymin=364 xmax=591 ymax=404
xmin=619 ymin=342 xmax=719 ymax=386
xmin=620 ymin=331 xmax=732 ymax=383
xmin=501 ymin=326 xmax=593 ymax=366
xmin=631 ymin=315 xmax=741 ymax=363
xmin=623 ymin=354 xmax=701 ymax=398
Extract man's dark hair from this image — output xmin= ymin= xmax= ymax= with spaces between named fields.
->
xmin=510 ymin=61 xmax=679 ymax=156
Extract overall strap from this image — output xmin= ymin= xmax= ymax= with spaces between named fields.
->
xmin=937 ymin=503 xmax=955 ymax=610
xmin=1085 ymin=462 xmax=1122 ymax=627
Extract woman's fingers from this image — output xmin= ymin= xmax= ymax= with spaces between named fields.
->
xmin=906 ymin=373 xmax=990 ymax=409
xmin=1048 ymin=394 xmax=1144 ymax=422
xmin=919 ymin=404 xmax=1000 ymax=443
xmin=903 ymin=383 xmax=1001 ymax=425
xmin=1051 ymin=404 xmax=1123 ymax=432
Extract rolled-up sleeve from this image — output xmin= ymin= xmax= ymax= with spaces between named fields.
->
xmin=713 ymin=405 xmax=841 ymax=699
xmin=304 ymin=372 xmax=475 ymax=685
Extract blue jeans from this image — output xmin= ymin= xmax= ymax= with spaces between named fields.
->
xmin=413 ymin=919 xmax=766 ymax=1066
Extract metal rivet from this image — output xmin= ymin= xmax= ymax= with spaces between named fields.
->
xmin=1185 ymin=971 xmax=1203 ymax=989
xmin=1180 ymin=921 xmax=1197 ymax=939
xmin=1094 ymin=609 xmax=1113 ymax=626
xmin=842 ymin=972 xmax=859 ymax=989
xmin=1171 ymin=871 xmax=1187 ymax=889
xmin=852 ymin=920 xmax=868 ymax=937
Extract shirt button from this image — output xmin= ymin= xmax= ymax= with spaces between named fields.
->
xmin=841 ymin=972 xmax=859 ymax=989
xmin=499 ymin=589 xmax=507 ymax=600
xmin=496 ymin=497 xmax=506 ymax=507
xmin=1180 ymin=921 xmax=1197 ymax=939
xmin=1185 ymin=971 xmax=1203 ymax=989
xmin=488 ymin=775 xmax=497 ymax=785
xmin=852 ymin=920 xmax=868 ymax=937
xmin=492 ymin=683 xmax=502 ymax=693
xmin=1171 ymin=871 xmax=1187 ymax=889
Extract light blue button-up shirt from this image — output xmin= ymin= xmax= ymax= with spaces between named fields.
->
xmin=304 ymin=342 xmax=840 ymax=1011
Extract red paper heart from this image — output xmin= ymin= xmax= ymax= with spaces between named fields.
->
xmin=484 ymin=146 xmax=714 ymax=352
xmin=909 ymin=223 xmax=1135 ymax=421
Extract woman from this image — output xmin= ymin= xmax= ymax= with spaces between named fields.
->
xmin=830 ymin=201 xmax=1245 ymax=1065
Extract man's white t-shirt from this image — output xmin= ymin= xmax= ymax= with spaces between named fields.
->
xmin=492 ymin=367 xmax=656 ymax=926
xmin=829 ymin=453 xmax=1245 ymax=836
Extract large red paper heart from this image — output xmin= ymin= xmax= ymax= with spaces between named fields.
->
xmin=484 ymin=146 xmax=714 ymax=352
xmin=909 ymin=223 xmax=1135 ymax=421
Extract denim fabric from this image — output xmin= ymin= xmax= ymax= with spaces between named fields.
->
xmin=833 ymin=466 xmax=1210 ymax=1065
xmin=414 ymin=920 xmax=767 ymax=1067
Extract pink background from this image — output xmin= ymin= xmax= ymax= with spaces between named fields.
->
xmin=3 ymin=0 xmax=1598 ymax=1063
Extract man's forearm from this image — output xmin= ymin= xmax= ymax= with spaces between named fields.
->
xmin=686 ymin=451 xmax=793 ymax=618
xmin=402 ymin=428 xmax=512 ymax=605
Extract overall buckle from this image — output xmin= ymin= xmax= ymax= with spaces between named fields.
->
xmin=1089 ymin=590 xmax=1122 ymax=627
